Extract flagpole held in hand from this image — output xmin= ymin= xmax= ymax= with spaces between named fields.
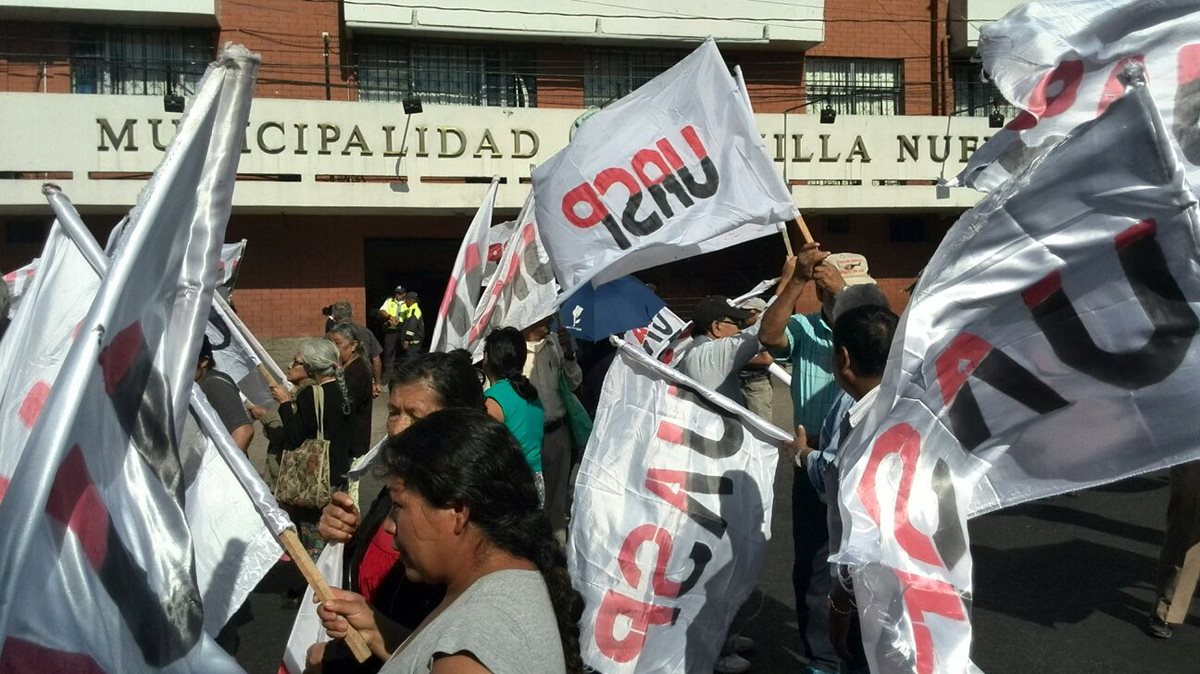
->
xmin=45 ymin=184 xmax=372 ymax=664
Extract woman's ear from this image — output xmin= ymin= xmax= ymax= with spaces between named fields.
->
xmin=451 ymin=502 xmax=471 ymax=536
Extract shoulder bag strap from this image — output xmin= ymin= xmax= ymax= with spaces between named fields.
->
xmin=313 ymin=383 xmax=326 ymax=441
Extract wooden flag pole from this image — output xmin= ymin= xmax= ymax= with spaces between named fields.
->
xmin=793 ymin=215 xmax=815 ymax=245
xmin=779 ymin=225 xmax=794 ymax=257
xmin=256 ymin=362 xmax=279 ymax=388
xmin=280 ymin=529 xmax=374 ymax=662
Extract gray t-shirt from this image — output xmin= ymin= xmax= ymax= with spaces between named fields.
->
xmin=381 ymin=569 xmax=565 ymax=674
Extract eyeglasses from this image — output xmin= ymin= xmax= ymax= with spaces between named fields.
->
xmin=717 ymin=319 xmax=741 ymax=327
xmin=290 ymin=359 xmax=305 ymax=368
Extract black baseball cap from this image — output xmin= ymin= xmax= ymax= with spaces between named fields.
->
xmin=692 ymin=295 xmax=753 ymax=333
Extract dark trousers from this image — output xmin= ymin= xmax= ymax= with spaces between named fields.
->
xmin=381 ymin=331 xmax=401 ymax=379
xmin=792 ymin=465 xmax=838 ymax=672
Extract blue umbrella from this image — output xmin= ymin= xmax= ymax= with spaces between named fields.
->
xmin=558 ymin=276 xmax=666 ymax=342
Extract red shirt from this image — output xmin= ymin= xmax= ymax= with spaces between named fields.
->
xmin=358 ymin=523 xmax=402 ymax=603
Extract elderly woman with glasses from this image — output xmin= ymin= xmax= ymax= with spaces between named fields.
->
xmin=247 ymin=350 xmax=317 ymax=489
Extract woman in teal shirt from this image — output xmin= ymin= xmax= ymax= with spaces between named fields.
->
xmin=483 ymin=327 xmax=546 ymax=503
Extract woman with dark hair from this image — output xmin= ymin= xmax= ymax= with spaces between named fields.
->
xmin=317 ymin=409 xmax=583 ymax=674
xmin=310 ymin=351 xmax=485 ymax=673
xmin=483 ymin=327 xmax=546 ymax=501
xmin=328 ymin=322 xmax=373 ymax=461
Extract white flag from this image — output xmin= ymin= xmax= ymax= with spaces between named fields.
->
xmin=0 ymin=45 xmax=259 ymax=672
xmin=280 ymin=543 xmax=344 ymax=674
xmin=624 ymin=305 xmax=691 ymax=365
xmin=532 ymin=39 xmax=797 ymax=299
xmin=205 ymin=296 xmax=281 ymax=407
xmin=217 ymin=239 xmax=246 ymax=299
xmin=569 ymin=341 xmax=787 ymax=673
xmin=466 ymin=193 xmax=559 ymax=359
xmin=480 ymin=219 xmax=518 ymax=288
xmin=431 ymin=178 xmax=500 ymax=352
xmin=2 ymin=260 xmax=38 ymax=319
xmin=0 ymin=224 xmax=101 ymax=501
xmin=956 ymin=0 xmax=1200 ymax=193
xmin=834 ymin=86 xmax=1200 ymax=674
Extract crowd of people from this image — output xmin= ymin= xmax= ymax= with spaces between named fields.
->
xmin=185 ymin=239 xmax=1199 ymax=674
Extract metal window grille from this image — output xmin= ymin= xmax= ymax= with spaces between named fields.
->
xmin=804 ymin=57 xmax=903 ymax=115
xmin=583 ymin=49 xmax=686 ymax=108
xmin=358 ymin=41 xmax=537 ymax=108
xmin=951 ymin=59 xmax=1019 ymax=118
xmin=70 ymin=26 xmax=211 ymax=96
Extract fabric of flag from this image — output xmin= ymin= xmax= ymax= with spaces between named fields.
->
xmin=568 ymin=340 xmax=787 ymax=673
xmin=205 ymin=297 xmax=278 ymax=407
xmin=833 ymin=86 xmax=1200 ymax=674
xmin=216 ymin=239 xmax=247 ymax=300
xmin=956 ymin=0 xmax=1200 ymax=194
xmin=532 ymin=39 xmax=797 ymax=300
xmin=0 ymin=223 xmax=101 ymax=503
xmin=624 ymin=305 xmax=691 ymax=365
xmin=480 ymin=218 xmax=518 ymax=288
xmin=466 ymin=192 xmax=559 ymax=360
xmin=2 ymin=261 xmax=38 ymax=319
xmin=279 ymin=542 xmax=344 ymax=674
xmin=431 ymin=178 xmax=500 ymax=353
xmin=0 ymin=45 xmax=259 ymax=672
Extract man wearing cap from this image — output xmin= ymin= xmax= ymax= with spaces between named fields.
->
xmin=378 ymin=285 xmax=406 ymax=379
xmin=679 ymin=295 xmax=770 ymax=406
xmin=399 ymin=291 xmax=425 ymax=360
xmin=759 ymin=242 xmax=873 ymax=674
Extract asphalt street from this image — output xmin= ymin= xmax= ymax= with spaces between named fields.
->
xmin=234 ymin=374 xmax=1200 ymax=673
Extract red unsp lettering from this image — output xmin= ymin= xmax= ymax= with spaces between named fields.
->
xmin=894 ymin=570 xmax=968 ymax=674
xmin=1179 ymin=43 xmax=1200 ymax=85
xmin=933 ymin=334 xmax=991 ymax=406
xmin=856 ymin=424 xmax=943 ymax=567
xmin=618 ymin=524 xmax=683 ymax=598
xmin=594 ymin=590 xmax=678 ymax=663
xmin=437 ymin=276 xmax=459 ymax=319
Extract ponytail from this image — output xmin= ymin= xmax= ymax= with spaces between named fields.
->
xmin=334 ymin=365 xmax=353 ymax=416
xmin=507 ymin=369 xmax=539 ymax=403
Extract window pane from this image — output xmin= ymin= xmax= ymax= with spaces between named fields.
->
xmin=583 ymin=48 xmax=684 ymax=108
xmin=805 ymin=57 xmax=902 ymax=115
xmin=951 ymin=59 xmax=1018 ymax=118
xmin=70 ymin=26 xmax=210 ymax=96
xmin=358 ymin=40 xmax=537 ymax=108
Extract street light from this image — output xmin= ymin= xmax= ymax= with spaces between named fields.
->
xmin=392 ymin=95 xmax=424 ymax=185
xmin=781 ymin=95 xmax=837 ymax=186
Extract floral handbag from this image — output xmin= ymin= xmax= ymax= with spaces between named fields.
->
xmin=274 ymin=384 xmax=332 ymax=509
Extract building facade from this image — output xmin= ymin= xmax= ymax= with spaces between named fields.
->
xmin=0 ymin=0 xmax=1014 ymax=338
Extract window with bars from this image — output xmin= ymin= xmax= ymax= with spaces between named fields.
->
xmin=951 ymin=59 xmax=1018 ymax=118
xmin=583 ymin=49 xmax=686 ymax=107
xmin=804 ymin=57 xmax=903 ymax=115
xmin=357 ymin=41 xmax=538 ymax=107
xmin=71 ymin=26 xmax=212 ymax=96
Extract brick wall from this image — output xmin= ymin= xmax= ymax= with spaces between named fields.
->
xmin=0 ymin=23 xmax=72 ymax=94
xmin=808 ymin=0 xmax=952 ymax=115
xmin=217 ymin=0 xmax=346 ymax=101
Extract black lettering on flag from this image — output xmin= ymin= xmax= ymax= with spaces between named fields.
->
xmin=45 ymin=446 xmax=202 ymax=666
xmin=1023 ymin=219 xmax=1198 ymax=389
xmin=645 ymin=468 xmax=733 ymax=539
xmin=656 ymin=385 xmax=743 ymax=459
xmin=935 ymin=333 xmax=1069 ymax=452
xmin=99 ymin=322 xmax=184 ymax=500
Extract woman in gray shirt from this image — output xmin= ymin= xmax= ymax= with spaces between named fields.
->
xmin=317 ymin=409 xmax=583 ymax=674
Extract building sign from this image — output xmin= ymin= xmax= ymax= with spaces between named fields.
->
xmin=0 ymin=93 xmax=994 ymax=211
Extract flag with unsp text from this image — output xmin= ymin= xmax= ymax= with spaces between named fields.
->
xmin=532 ymin=39 xmax=797 ymax=300
xmin=834 ymin=85 xmax=1200 ymax=674
xmin=431 ymin=177 xmax=500 ymax=353
xmin=569 ymin=340 xmax=787 ymax=673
